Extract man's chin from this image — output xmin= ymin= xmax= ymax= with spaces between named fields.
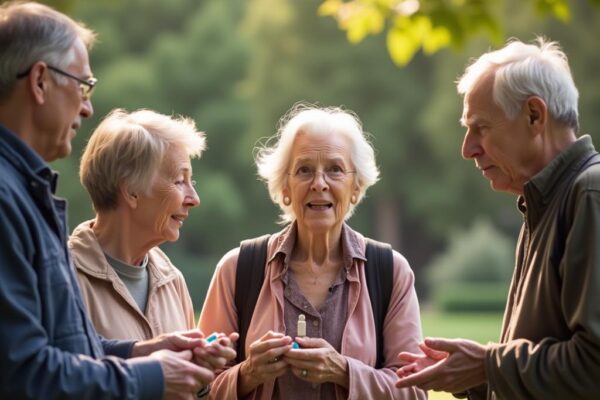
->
xmin=48 ymin=145 xmax=73 ymax=162
xmin=490 ymin=180 xmax=520 ymax=195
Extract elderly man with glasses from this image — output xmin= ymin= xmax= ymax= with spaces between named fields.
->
xmin=0 ymin=2 xmax=235 ymax=399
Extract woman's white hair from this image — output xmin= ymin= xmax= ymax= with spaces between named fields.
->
xmin=255 ymin=103 xmax=379 ymax=224
xmin=457 ymin=36 xmax=579 ymax=131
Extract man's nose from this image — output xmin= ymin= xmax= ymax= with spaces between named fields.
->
xmin=80 ymin=98 xmax=93 ymax=118
xmin=461 ymin=129 xmax=481 ymax=160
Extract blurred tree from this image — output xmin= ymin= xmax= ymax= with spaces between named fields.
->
xmin=319 ymin=0 xmax=599 ymax=65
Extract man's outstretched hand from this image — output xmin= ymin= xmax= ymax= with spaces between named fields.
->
xmin=396 ymin=337 xmax=488 ymax=393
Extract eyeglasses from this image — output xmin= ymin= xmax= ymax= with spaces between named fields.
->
xmin=289 ymin=166 xmax=356 ymax=182
xmin=16 ymin=65 xmax=97 ymax=100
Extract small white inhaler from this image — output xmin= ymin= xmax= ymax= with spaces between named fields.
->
xmin=297 ymin=314 xmax=306 ymax=337
xmin=292 ymin=314 xmax=306 ymax=349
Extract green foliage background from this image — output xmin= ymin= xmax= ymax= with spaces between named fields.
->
xmin=15 ymin=0 xmax=600 ymax=311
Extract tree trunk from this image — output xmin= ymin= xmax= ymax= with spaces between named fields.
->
xmin=374 ymin=197 xmax=402 ymax=250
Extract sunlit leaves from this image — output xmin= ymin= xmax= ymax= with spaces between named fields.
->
xmin=534 ymin=0 xmax=571 ymax=21
xmin=387 ymin=15 xmax=451 ymax=65
xmin=320 ymin=0 xmax=594 ymax=66
xmin=318 ymin=0 xmax=386 ymax=42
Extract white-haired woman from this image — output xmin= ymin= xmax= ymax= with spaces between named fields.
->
xmin=70 ymin=108 xmax=204 ymax=341
xmin=199 ymin=104 xmax=426 ymax=399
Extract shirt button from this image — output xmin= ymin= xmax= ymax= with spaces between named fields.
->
xmin=312 ymin=383 xmax=319 ymax=389
xmin=30 ymin=181 xmax=38 ymax=188
xmin=312 ymin=320 xmax=319 ymax=327
xmin=303 ymin=303 xmax=308 ymax=309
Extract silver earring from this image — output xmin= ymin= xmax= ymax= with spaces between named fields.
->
xmin=351 ymin=195 xmax=357 ymax=204
xmin=283 ymin=196 xmax=291 ymax=206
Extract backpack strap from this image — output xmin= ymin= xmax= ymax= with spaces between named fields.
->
xmin=234 ymin=234 xmax=270 ymax=364
xmin=364 ymin=238 xmax=394 ymax=369
xmin=552 ymin=152 xmax=600 ymax=267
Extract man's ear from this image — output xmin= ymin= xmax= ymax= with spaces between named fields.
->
xmin=526 ymin=96 xmax=547 ymax=135
xmin=28 ymin=62 xmax=49 ymax=105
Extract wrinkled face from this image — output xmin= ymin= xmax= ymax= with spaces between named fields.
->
xmin=38 ymin=38 xmax=94 ymax=161
xmin=461 ymin=72 xmax=533 ymax=195
xmin=132 ymin=145 xmax=200 ymax=244
xmin=284 ymin=129 xmax=359 ymax=235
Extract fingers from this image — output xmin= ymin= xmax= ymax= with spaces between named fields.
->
xmin=240 ymin=333 xmax=294 ymax=387
xmin=291 ymin=366 xmax=314 ymax=381
xmin=396 ymin=363 xmax=419 ymax=378
xmin=167 ymin=332 xmax=205 ymax=351
xmin=171 ymin=349 xmax=194 ymax=361
xmin=398 ymin=351 xmax=421 ymax=363
xmin=154 ymin=349 xmax=215 ymax=397
xmin=249 ymin=334 xmax=292 ymax=356
xmin=179 ymin=329 xmax=205 ymax=339
xmin=193 ymin=343 xmax=237 ymax=370
xmin=395 ymin=366 xmax=437 ymax=389
xmin=293 ymin=336 xmax=328 ymax=349
xmin=418 ymin=342 xmax=449 ymax=360
xmin=284 ymin=345 xmax=328 ymax=362
xmin=422 ymin=337 xmax=461 ymax=353
xmin=258 ymin=330 xmax=286 ymax=341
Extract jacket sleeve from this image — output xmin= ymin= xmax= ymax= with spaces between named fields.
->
xmin=100 ymin=336 xmax=137 ymax=358
xmin=343 ymin=251 xmax=427 ymax=400
xmin=486 ymin=186 xmax=600 ymax=399
xmin=0 ymin=190 xmax=163 ymax=400
xmin=198 ymin=248 xmax=244 ymax=400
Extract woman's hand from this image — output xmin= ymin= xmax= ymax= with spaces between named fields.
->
xmin=283 ymin=337 xmax=349 ymax=389
xmin=238 ymin=331 xmax=293 ymax=396
xmin=192 ymin=332 xmax=239 ymax=371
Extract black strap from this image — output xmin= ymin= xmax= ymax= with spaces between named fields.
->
xmin=234 ymin=235 xmax=394 ymax=369
xmin=234 ymin=234 xmax=270 ymax=364
xmin=552 ymin=152 xmax=600 ymax=267
xmin=364 ymin=238 xmax=394 ymax=369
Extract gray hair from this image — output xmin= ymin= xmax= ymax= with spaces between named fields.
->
xmin=0 ymin=1 xmax=96 ymax=101
xmin=80 ymin=109 xmax=206 ymax=212
xmin=457 ymin=37 xmax=579 ymax=131
xmin=255 ymin=104 xmax=380 ymax=224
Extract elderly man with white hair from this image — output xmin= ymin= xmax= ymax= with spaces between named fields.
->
xmin=396 ymin=37 xmax=600 ymax=400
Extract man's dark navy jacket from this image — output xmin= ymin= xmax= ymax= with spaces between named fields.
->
xmin=0 ymin=125 xmax=162 ymax=399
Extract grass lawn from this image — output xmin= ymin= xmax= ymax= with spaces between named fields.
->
xmin=419 ymin=309 xmax=503 ymax=399
xmin=421 ymin=309 xmax=503 ymax=344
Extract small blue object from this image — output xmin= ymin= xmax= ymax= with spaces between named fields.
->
xmin=206 ymin=333 xmax=218 ymax=343
xmin=292 ymin=342 xmax=299 ymax=349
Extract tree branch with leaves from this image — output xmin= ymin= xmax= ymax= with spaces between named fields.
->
xmin=318 ymin=0 xmax=590 ymax=65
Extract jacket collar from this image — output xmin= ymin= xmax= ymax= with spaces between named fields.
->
xmin=520 ymin=135 xmax=596 ymax=224
xmin=267 ymin=221 xmax=367 ymax=280
xmin=0 ymin=123 xmax=58 ymax=192
xmin=69 ymin=219 xmax=179 ymax=285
